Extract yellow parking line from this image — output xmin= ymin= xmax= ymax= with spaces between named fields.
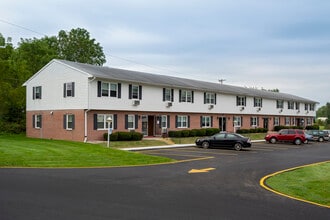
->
xmin=260 ymin=161 xmax=330 ymax=209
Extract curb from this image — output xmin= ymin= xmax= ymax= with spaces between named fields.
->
xmin=120 ymin=140 xmax=265 ymax=151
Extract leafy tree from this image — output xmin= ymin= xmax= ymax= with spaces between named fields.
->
xmin=316 ymin=102 xmax=330 ymax=125
xmin=57 ymin=28 xmax=106 ymax=65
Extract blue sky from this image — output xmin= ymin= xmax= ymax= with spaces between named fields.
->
xmin=1 ymin=0 xmax=329 ymax=107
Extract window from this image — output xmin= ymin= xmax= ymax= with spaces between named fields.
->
xmin=97 ymin=114 xmax=114 ymax=130
xmin=97 ymin=81 xmax=121 ymax=98
xmin=179 ymin=90 xmax=193 ymax=103
xmin=236 ymin=96 xmax=246 ymax=106
xmin=307 ymin=118 xmax=312 ymax=125
xmin=163 ymin=88 xmax=173 ymax=102
xmin=276 ymin=100 xmax=284 ymax=109
xmin=161 ymin=115 xmax=167 ymax=128
xmin=295 ymin=102 xmax=300 ymax=110
xmin=33 ymin=86 xmax=42 ymax=99
xmin=310 ymin=104 xmax=315 ymax=111
xmin=288 ymin=101 xmax=294 ymax=110
xmin=250 ymin=117 xmax=259 ymax=127
xmin=127 ymin=115 xmax=135 ymax=130
xmin=129 ymin=84 xmax=142 ymax=100
xmin=285 ymin=117 xmax=290 ymax=125
xmin=201 ymin=116 xmax=212 ymax=128
xmin=305 ymin=104 xmax=309 ymax=111
xmin=204 ymin=93 xmax=216 ymax=104
xmin=176 ymin=115 xmax=188 ymax=128
xmin=233 ymin=116 xmax=242 ymax=127
xmin=64 ymin=82 xmax=75 ymax=97
xmin=274 ymin=117 xmax=280 ymax=126
xmin=254 ymin=98 xmax=262 ymax=107
xmin=33 ymin=115 xmax=42 ymax=129
xmin=64 ymin=114 xmax=75 ymax=130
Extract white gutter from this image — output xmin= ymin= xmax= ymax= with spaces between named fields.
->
xmin=84 ymin=76 xmax=96 ymax=143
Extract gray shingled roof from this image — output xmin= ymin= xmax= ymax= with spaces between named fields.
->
xmin=58 ymin=59 xmax=317 ymax=104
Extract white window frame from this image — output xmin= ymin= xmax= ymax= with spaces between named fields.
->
xmin=274 ymin=117 xmax=280 ymax=126
xmin=34 ymin=115 xmax=42 ymax=129
xmin=164 ymin=88 xmax=172 ymax=102
xmin=65 ymin=82 xmax=74 ymax=97
xmin=97 ymin=114 xmax=114 ymax=130
xmin=236 ymin=96 xmax=246 ymax=106
xmin=288 ymin=101 xmax=294 ymax=110
xmin=285 ymin=117 xmax=290 ymax=126
xmin=127 ymin=115 xmax=135 ymax=130
xmin=205 ymin=93 xmax=215 ymax=104
xmin=307 ymin=118 xmax=312 ymax=125
xmin=177 ymin=115 xmax=188 ymax=128
xmin=33 ymin=86 xmax=42 ymax=99
xmin=233 ymin=116 xmax=242 ymax=127
xmin=310 ymin=104 xmax=315 ymax=111
xmin=181 ymin=90 xmax=193 ymax=103
xmin=295 ymin=102 xmax=300 ymax=110
xmin=276 ymin=100 xmax=284 ymax=109
xmin=254 ymin=98 xmax=262 ymax=107
xmin=101 ymin=82 xmax=118 ymax=97
xmin=131 ymin=85 xmax=139 ymax=100
xmin=161 ymin=115 xmax=167 ymax=128
xmin=202 ymin=116 xmax=211 ymax=128
xmin=250 ymin=117 xmax=258 ymax=127
xmin=66 ymin=114 xmax=74 ymax=130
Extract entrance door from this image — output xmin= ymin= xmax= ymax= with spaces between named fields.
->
xmin=263 ymin=118 xmax=269 ymax=130
xmin=148 ymin=116 xmax=154 ymax=136
xmin=142 ymin=115 xmax=148 ymax=136
xmin=219 ymin=117 xmax=227 ymax=132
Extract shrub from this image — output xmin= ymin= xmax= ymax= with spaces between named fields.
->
xmin=205 ymin=128 xmax=220 ymax=136
xmin=117 ymin=132 xmax=132 ymax=141
xmin=131 ymin=132 xmax=143 ymax=141
xmin=195 ymin=129 xmax=206 ymax=136
xmin=181 ymin=130 xmax=190 ymax=137
xmin=110 ymin=132 xmax=119 ymax=141
xmin=306 ymin=125 xmax=319 ymax=130
xmin=168 ymin=130 xmax=182 ymax=137
xmin=189 ymin=129 xmax=198 ymax=137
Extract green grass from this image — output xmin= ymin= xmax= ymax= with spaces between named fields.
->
xmin=0 ymin=134 xmax=174 ymax=167
xmin=101 ymin=139 xmax=169 ymax=148
xmin=266 ymin=162 xmax=330 ymax=206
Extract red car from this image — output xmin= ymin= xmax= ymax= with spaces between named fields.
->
xmin=265 ymin=129 xmax=306 ymax=145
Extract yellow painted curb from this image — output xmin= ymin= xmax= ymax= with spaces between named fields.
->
xmin=260 ymin=160 xmax=330 ymax=209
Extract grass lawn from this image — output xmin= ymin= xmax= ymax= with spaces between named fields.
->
xmin=0 ymin=134 xmax=174 ymax=168
xmin=265 ymin=162 xmax=330 ymax=206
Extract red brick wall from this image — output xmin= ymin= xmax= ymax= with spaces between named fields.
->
xmin=26 ymin=110 xmax=315 ymax=141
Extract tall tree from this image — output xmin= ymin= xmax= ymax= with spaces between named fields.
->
xmin=57 ymin=28 xmax=106 ymax=65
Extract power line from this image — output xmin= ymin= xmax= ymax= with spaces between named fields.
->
xmin=0 ymin=18 xmax=197 ymax=78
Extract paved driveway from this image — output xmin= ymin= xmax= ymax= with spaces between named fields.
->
xmin=1 ymin=142 xmax=329 ymax=220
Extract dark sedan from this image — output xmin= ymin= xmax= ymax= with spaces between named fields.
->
xmin=195 ymin=132 xmax=252 ymax=151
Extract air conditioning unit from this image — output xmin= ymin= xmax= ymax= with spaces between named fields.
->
xmin=132 ymin=100 xmax=140 ymax=106
xmin=208 ymin=104 xmax=214 ymax=109
xmin=166 ymin=102 xmax=173 ymax=107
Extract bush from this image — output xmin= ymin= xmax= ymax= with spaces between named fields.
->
xmin=205 ymin=128 xmax=220 ymax=136
xmin=103 ymin=131 xmax=143 ymax=141
xmin=306 ymin=125 xmax=320 ymax=130
xmin=168 ymin=130 xmax=182 ymax=137
xmin=237 ymin=128 xmax=268 ymax=134
xmin=131 ymin=132 xmax=143 ymax=141
xmin=189 ymin=129 xmax=198 ymax=137
xmin=181 ymin=130 xmax=190 ymax=137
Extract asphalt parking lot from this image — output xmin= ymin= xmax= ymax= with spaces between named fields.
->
xmin=139 ymin=142 xmax=316 ymax=161
xmin=1 ymin=142 xmax=329 ymax=220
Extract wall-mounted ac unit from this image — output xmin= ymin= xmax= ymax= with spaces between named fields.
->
xmin=132 ymin=100 xmax=140 ymax=106
xmin=208 ymin=104 xmax=214 ymax=109
xmin=166 ymin=102 xmax=173 ymax=107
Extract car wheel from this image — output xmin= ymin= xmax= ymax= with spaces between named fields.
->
xmin=202 ymin=141 xmax=210 ymax=149
xmin=270 ymin=137 xmax=277 ymax=144
xmin=234 ymin=143 xmax=242 ymax=151
xmin=294 ymin=138 xmax=302 ymax=145
xmin=318 ymin=137 xmax=324 ymax=142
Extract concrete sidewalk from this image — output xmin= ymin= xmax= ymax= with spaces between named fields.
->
xmin=120 ymin=140 xmax=265 ymax=151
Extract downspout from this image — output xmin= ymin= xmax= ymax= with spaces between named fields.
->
xmin=84 ymin=76 xmax=96 ymax=143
